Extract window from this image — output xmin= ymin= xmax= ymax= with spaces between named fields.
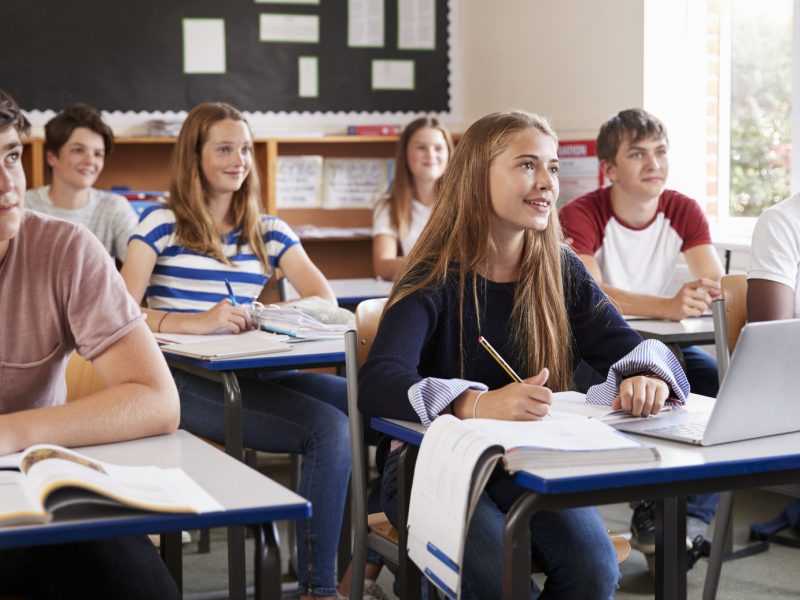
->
xmin=710 ymin=0 xmax=793 ymax=231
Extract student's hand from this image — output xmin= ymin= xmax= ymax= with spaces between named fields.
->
xmin=457 ymin=369 xmax=552 ymax=421
xmin=611 ymin=375 xmax=669 ymax=417
xmin=194 ymin=299 xmax=254 ymax=334
xmin=663 ymin=278 xmax=721 ymax=321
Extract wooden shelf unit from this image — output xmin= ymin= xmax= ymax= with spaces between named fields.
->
xmin=20 ymin=135 xmax=401 ymax=279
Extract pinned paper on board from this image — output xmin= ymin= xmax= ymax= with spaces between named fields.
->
xmin=259 ymin=13 xmax=320 ymax=43
xmin=372 ymin=60 xmax=415 ymax=91
xmin=348 ymin=0 xmax=385 ymax=48
xmin=398 ymin=0 xmax=436 ymax=50
xmin=183 ymin=19 xmax=226 ymax=74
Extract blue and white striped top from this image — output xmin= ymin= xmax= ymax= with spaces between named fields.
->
xmin=130 ymin=204 xmax=300 ymax=312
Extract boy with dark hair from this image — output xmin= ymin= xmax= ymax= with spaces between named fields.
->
xmin=26 ymin=102 xmax=137 ymax=261
xmin=560 ymin=108 xmax=723 ymax=568
xmin=0 ymin=89 xmax=181 ymax=599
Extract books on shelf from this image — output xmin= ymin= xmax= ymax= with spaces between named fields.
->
xmin=159 ymin=330 xmax=291 ymax=360
xmin=0 ymin=444 xmax=222 ymax=527
xmin=347 ymin=124 xmax=401 ymax=136
xmin=407 ymin=408 xmax=659 ymax=597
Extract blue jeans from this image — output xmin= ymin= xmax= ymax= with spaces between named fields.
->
xmin=172 ymin=368 xmax=350 ymax=597
xmin=381 ymin=449 xmax=619 ymax=600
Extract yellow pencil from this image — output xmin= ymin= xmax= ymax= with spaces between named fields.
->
xmin=477 ymin=336 xmax=523 ymax=383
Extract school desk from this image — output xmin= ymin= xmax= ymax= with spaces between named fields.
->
xmin=626 ymin=314 xmax=716 ymax=346
xmin=371 ymin=394 xmax=800 ymax=600
xmin=162 ymin=338 xmax=345 ymax=597
xmin=282 ymin=277 xmax=393 ymax=308
xmin=0 ymin=430 xmax=310 ymax=600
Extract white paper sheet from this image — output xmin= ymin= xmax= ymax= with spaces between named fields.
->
xmin=398 ymin=0 xmax=435 ymax=50
xmin=183 ymin=19 xmax=226 ymax=74
xmin=348 ymin=0 xmax=385 ymax=47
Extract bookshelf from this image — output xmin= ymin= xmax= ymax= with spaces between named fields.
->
xmin=20 ymin=135 xmax=399 ymax=279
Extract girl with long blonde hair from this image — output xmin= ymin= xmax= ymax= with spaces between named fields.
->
xmin=122 ymin=102 xmax=350 ymax=600
xmin=359 ymin=111 xmax=688 ymax=598
xmin=371 ymin=117 xmax=453 ymax=279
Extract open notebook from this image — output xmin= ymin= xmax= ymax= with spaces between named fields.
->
xmin=159 ymin=330 xmax=291 ymax=360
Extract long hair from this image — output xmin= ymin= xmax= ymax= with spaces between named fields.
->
xmin=388 ymin=111 xmax=573 ymax=391
xmin=384 ymin=117 xmax=453 ymax=249
xmin=168 ymin=102 xmax=269 ymax=270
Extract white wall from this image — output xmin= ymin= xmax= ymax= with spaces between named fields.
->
xmin=457 ymin=0 xmax=646 ymax=138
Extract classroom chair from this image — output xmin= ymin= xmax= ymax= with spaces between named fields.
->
xmin=345 ymin=299 xmax=630 ymax=600
xmin=345 ymin=299 xmax=403 ymax=600
xmin=704 ymin=274 xmax=800 ymax=599
xmin=65 ymin=352 xmax=106 ymax=402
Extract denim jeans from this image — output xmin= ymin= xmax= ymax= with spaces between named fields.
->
xmin=381 ymin=449 xmax=619 ymax=600
xmin=172 ymin=368 xmax=350 ymax=597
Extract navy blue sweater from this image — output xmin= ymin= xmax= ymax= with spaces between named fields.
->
xmin=359 ymin=250 xmax=643 ymax=425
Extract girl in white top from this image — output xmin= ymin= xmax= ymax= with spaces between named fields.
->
xmin=371 ymin=117 xmax=453 ymax=279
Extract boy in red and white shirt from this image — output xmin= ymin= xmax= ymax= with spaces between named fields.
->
xmin=560 ymin=108 xmax=722 ymax=569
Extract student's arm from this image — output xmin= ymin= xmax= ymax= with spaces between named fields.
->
xmin=372 ymin=234 xmax=404 ymax=280
xmin=120 ymin=239 xmax=252 ymax=334
xmin=577 ymin=253 xmax=718 ymax=321
xmin=358 ymin=289 xmax=553 ymax=424
xmin=684 ymin=243 xmax=724 ymax=281
xmin=278 ymin=244 xmax=336 ymax=305
xmin=567 ymin=252 xmax=686 ymax=416
xmin=747 ymin=279 xmax=795 ymax=322
xmin=0 ymin=322 xmax=179 ymax=455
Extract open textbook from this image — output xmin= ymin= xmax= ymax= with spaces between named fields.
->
xmin=407 ymin=407 xmax=658 ymax=598
xmin=0 ymin=444 xmax=222 ymax=527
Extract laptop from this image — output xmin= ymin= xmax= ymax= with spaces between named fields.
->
xmin=614 ymin=319 xmax=800 ymax=446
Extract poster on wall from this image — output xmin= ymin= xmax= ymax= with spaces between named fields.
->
xmin=556 ymin=140 xmax=602 ymax=208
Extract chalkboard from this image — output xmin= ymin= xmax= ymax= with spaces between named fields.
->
xmin=1 ymin=0 xmax=451 ymax=114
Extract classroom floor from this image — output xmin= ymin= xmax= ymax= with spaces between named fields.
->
xmin=180 ymin=455 xmax=800 ymax=599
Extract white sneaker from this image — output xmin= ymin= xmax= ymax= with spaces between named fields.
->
xmin=336 ymin=579 xmax=389 ymax=600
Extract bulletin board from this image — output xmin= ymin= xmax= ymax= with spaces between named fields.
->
xmin=0 ymin=0 xmax=452 ymax=116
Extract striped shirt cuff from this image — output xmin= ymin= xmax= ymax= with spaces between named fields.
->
xmin=585 ymin=339 xmax=690 ymax=406
xmin=408 ymin=378 xmax=489 ymax=426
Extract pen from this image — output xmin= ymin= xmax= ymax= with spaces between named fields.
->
xmin=478 ymin=336 xmax=523 ymax=383
xmin=224 ymin=279 xmax=237 ymax=306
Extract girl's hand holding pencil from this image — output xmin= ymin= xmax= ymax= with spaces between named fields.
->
xmin=454 ymin=369 xmax=553 ymax=421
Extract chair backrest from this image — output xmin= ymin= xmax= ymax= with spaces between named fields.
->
xmin=712 ymin=273 xmax=747 ymax=382
xmin=65 ymin=352 xmax=105 ymax=402
xmin=356 ymin=298 xmax=387 ymax=366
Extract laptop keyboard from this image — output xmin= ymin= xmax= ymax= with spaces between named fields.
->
xmin=646 ymin=421 xmax=707 ymax=439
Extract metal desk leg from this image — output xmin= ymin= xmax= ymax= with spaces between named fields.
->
xmin=222 ymin=371 xmax=244 ymax=462
xmin=398 ymin=444 xmax=424 ymax=600
xmin=655 ymin=496 xmax=687 ymax=600
xmin=222 ymin=371 xmax=247 ymax=600
xmin=160 ymin=530 xmax=183 ymax=593
xmin=502 ymin=492 xmax=541 ymax=600
xmin=252 ymin=522 xmax=282 ymax=600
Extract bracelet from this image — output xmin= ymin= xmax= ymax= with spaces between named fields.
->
xmin=472 ymin=390 xmax=488 ymax=419
xmin=156 ymin=312 xmax=170 ymax=333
